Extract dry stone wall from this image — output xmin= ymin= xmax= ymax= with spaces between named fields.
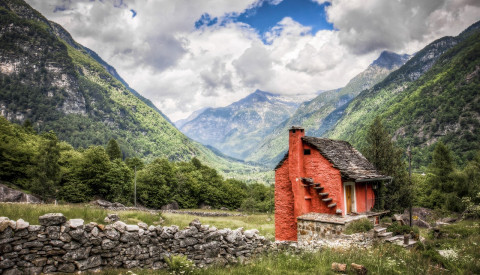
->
xmin=0 ymin=213 xmax=270 ymax=274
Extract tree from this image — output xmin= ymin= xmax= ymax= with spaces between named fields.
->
xmin=363 ymin=117 xmax=411 ymax=212
xmin=31 ymin=131 xmax=61 ymax=201
xmin=106 ymin=138 xmax=122 ymax=161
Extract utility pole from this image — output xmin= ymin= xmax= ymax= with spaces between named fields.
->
xmin=407 ymin=145 xmax=412 ymax=227
xmin=134 ymin=166 xmax=137 ymax=208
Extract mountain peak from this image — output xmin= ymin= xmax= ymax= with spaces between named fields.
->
xmin=371 ymin=51 xmax=411 ymax=70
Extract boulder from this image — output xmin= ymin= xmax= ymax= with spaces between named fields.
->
xmin=0 ymin=184 xmax=41 ymax=203
xmin=161 ymin=201 xmax=179 ymax=210
xmin=39 ymin=213 xmax=66 ymax=226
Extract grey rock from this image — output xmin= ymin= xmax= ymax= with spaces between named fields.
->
xmin=28 ymin=225 xmax=42 ymax=232
xmin=43 ymin=265 xmax=57 ymax=273
xmin=226 ymin=228 xmax=243 ymax=243
xmin=39 ymin=213 xmax=66 ymax=226
xmin=126 ymin=225 xmax=139 ymax=232
xmin=16 ymin=219 xmax=29 ymax=230
xmin=32 ymin=257 xmax=47 ymax=267
xmin=0 ymin=184 xmax=41 ymax=203
xmin=84 ymin=222 xmax=98 ymax=232
xmin=101 ymin=239 xmax=118 ymax=250
xmin=63 ymin=246 xmax=91 ymax=261
xmin=0 ymin=244 xmax=12 ymax=253
xmin=91 ymin=226 xmax=99 ymax=237
xmin=104 ymin=214 xmax=120 ymax=224
xmin=244 ymin=229 xmax=259 ymax=239
xmin=174 ymin=230 xmax=186 ymax=239
xmin=3 ymin=268 xmax=23 ymax=275
xmin=124 ymin=260 xmax=140 ymax=268
xmin=120 ymin=232 xmax=139 ymax=242
xmin=24 ymin=241 xmax=43 ymax=248
xmin=62 ymin=241 xmax=81 ymax=250
xmin=22 ymin=267 xmax=43 ymax=275
xmin=104 ymin=229 xmax=120 ymax=240
xmin=0 ymin=259 xmax=14 ymax=269
xmin=138 ymin=222 xmax=148 ymax=230
xmin=57 ymin=263 xmax=76 ymax=273
xmin=75 ymin=255 xmax=102 ymax=271
xmin=67 ymin=219 xmax=84 ymax=229
xmin=113 ymin=221 xmax=127 ymax=232
xmin=59 ymin=232 xmax=72 ymax=242
xmin=68 ymin=228 xmax=86 ymax=241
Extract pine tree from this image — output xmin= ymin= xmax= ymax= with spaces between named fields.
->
xmin=31 ymin=131 xmax=61 ymax=201
xmin=106 ymin=138 xmax=122 ymax=161
xmin=363 ymin=117 xmax=411 ymax=212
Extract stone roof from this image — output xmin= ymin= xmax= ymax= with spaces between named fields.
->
xmin=301 ymin=137 xmax=388 ymax=181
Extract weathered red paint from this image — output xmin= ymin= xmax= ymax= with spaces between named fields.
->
xmin=354 ymin=182 xmax=375 ymax=213
xmin=274 ymin=127 xmax=376 ymax=241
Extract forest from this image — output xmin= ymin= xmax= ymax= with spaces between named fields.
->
xmin=0 ymin=116 xmax=273 ymax=212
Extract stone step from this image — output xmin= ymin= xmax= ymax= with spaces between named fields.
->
xmin=385 ymin=235 xmax=403 ymax=243
xmin=374 ymin=227 xmax=387 ymax=233
xmin=377 ymin=232 xmax=393 ymax=238
xmin=302 ymin=184 xmax=312 ymax=187
xmin=327 ymin=203 xmax=337 ymax=208
xmin=322 ymin=198 xmax=333 ymax=202
xmin=319 ymin=192 xmax=329 ymax=196
xmin=314 ymin=186 xmax=324 ymax=190
xmin=304 ymin=196 xmax=312 ymax=200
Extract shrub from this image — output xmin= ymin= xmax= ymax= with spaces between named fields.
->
xmin=387 ymin=222 xmax=412 ymax=235
xmin=345 ymin=218 xmax=373 ymax=234
xmin=164 ymin=255 xmax=194 ymax=274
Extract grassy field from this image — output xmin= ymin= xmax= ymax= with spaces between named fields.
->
xmin=0 ymin=203 xmax=274 ymax=238
xmin=2 ymin=203 xmax=479 ymax=274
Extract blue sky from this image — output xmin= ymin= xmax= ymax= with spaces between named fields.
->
xmin=196 ymin=0 xmax=333 ymax=37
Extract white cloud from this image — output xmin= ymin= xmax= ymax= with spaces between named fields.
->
xmin=323 ymin=0 xmax=480 ymax=54
xmin=25 ymin=0 xmax=480 ymax=121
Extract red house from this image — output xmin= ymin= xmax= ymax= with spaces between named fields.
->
xmin=275 ymin=126 xmax=389 ymax=241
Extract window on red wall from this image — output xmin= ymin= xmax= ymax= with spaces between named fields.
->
xmin=304 ymin=149 xmax=311 ymax=155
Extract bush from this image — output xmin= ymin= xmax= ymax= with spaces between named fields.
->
xmin=345 ymin=218 xmax=373 ymax=234
xmin=164 ymin=255 xmax=194 ymax=274
xmin=387 ymin=222 xmax=412 ymax=235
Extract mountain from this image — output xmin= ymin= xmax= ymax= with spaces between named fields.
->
xmin=0 ymin=0 xmax=268 ymax=182
xmin=246 ymin=51 xmax=410 ymax=167
xmin=175 ymin=107 xmax=208 ymax=128
xmin=179 ymin=90 xmax=314 ymax=159
xmin=327 ymin=21 xmax=480 ymax=167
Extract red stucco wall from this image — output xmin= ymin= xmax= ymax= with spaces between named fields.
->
xmin=355 ymin=182 xmax=375 ymax=213
xmin=274 ymin=159 xmax=297 ymax=241
xmin=303 ymin=144 xmax=343 ymax=215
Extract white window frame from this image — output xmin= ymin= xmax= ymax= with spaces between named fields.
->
xmin=343 ymin=182 xmax=356 ymax=214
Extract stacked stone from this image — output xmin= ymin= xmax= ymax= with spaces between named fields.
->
xmin=0 ymin=214 xmax=270 ymax=274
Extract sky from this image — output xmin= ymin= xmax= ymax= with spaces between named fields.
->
xmin=25 ymin=0 xmax=480 ymax=121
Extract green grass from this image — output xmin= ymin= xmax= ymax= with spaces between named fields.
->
xmin=0 ymin=203 xmax=163 ymax=225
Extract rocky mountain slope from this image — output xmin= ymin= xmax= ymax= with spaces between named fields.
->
xmin=179 ymin=90 xmax=313 ymax=159
xmin=246 ymin=51 xmax=410 ymax=167
xmin=0 ymin=0 xmax=267 ymax=181
xmin=327 ymin=21 xmax=480 ymax=167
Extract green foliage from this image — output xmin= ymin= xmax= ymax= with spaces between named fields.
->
xmin=345 ymin=218 xmax=374 ymax=234
xmin=30 ymin=131 xmax=61 ymax=201
xmin=387 ymin=222 xmax=414 ymax=235
xmin=106 ymin=138 xmax=122 ymax=161
xmin=164 ymin=255 xmax=194 ymax=274
xmin=363 ymin=117 xmax=411 ymax=212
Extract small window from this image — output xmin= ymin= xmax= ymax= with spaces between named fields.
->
xmin=304 ymin=149 xmax=311 ymax=155
xmin=292 ymin=129 xmax=296 ymax=133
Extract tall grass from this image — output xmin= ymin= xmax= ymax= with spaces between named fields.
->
xmin=0 ymin=203 xmax=162 ymax=225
